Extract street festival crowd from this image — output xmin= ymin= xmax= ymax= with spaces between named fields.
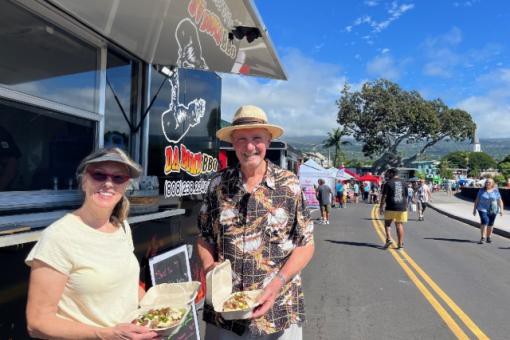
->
xmin=23 ymin=105 xmax=505 ymax=339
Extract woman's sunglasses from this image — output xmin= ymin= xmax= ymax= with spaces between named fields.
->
xmin=86 ymin=169 xmax=130 ymax=184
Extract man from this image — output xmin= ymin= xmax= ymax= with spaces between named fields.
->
xmin=197 ymin=105 xmax=315 ymax=339
xmin=353 ymin=181 xmax=360 ymax=203
xmin=379 ymin=168 xmax=407 ymax=250
xmin=316 ymin=179 xmax=333 ymax=224
xmin=335 ymin=180 xmax=344 ymax=208
xmin=417 ymin=179 xmax=432 ymax=221
xmin=406 ymin=183 xmax=415 ymax=212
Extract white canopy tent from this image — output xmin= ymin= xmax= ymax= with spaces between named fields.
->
xmin=326 ymin=167 xmax=354 ymax=181
xmin=299 ymin=160 xmax=335 ymax=208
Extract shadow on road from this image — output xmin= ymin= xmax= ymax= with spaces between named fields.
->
xmin=325 ymin=239 xmax=384 ymax=249
xmin=424 ymin=237 xmax=476 ymax=244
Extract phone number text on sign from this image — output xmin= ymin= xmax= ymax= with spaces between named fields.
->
xmin=164 ymin=179 xmax=210 ymax=197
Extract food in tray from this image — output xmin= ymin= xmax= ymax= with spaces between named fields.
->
xmin=222 ymin=292 xmax=256 ymax=312
xmin=131 ymin=307 xmax=187 ymax=329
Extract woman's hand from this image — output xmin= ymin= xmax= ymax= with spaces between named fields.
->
xmin=98 ymin=323 xmax=159 ymax=340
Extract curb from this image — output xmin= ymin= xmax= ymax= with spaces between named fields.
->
xmin=428 ymin=203 xmax=510 ymax=239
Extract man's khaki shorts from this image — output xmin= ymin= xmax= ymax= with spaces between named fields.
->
xmin=320 ymin=204 xmax=331 ymax=213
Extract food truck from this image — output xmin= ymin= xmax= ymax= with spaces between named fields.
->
xmin=0 ymin=0 xmax=286 ymax=337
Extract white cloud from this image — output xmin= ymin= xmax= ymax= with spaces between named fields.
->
xmin=456 ymin=68 xmax=510 ymax=138
xmin=373 ymin=2 xmax=415 ymax=33
xmin=454 ymin=0 xmax=481 ymax=7
xmin=422 ymin=27 xmax=462 ymax=77
xmin=381 ymin=48 xmax=390 ymax=54
xmin=422 ymin=27 xmax=503 ymax=78
xmin=345 ymin=2 xmax=415 ymax=43
xmin=366 ymin=54 xmax=402 ymax=80
xmin=221 ymin=49 xmax=350 ymax=137
xmin=364 ymin=0 xmax=380 ymax=6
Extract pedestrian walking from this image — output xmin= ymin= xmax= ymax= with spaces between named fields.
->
xmin=406 ymin=183 xmax=415 ymax=213
xmin=473 ymin=178 xmax=504 ymax=244
xmin=416 ymin=179 xmax=432 ymax=221
xmin=363 ymin=182 xmax=371 ymax=202
xmin=353 ymin=181 xmax=360 ymax=204
xmin=379 ymin=168 xmax=408 ymax=250
xmin=446 ymin=180 xmax=453 ymax=197
xmin=335 ymin=180 xmax=345 ymax=208
xmin=198 ymin=105 xmax=315 ymax=339
xmin=317 ymin=179 xmax=333 ymax=224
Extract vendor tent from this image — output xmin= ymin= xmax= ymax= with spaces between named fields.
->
xmin=326 ymin=167 xmax=354 ymax=181
xmin=358 ymin=174 xmax=381 ymax=184
xmin=299 ymin=160 xmax=335 ymax=208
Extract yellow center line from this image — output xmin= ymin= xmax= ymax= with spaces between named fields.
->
xmin=370 ymin=206 xmax=470 ymax=339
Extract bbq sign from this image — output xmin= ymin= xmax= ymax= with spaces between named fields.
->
xmin=164 ymin=144 xmax=218 ymax=176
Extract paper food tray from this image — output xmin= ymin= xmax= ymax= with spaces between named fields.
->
xmin=206 ymin=260 xmax=263 ymax=320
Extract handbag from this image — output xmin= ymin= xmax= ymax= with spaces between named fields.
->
xmin=488 ymin=199 xmax=499 ymax=215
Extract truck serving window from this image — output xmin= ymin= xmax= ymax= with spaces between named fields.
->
xmin=0 ymin=98 xmax=94 ymax=194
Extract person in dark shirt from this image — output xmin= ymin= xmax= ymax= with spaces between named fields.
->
xmin=379 ymin=168 xmax=407 ymax=250
xmin=317 ymin=179 xmax=333 ymax=224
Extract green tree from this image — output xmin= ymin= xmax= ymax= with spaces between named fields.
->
xmin=441 ymin=151 xmax=469 ymax=168
xmin=493 ymin=174 xmax=506 ymax=187
xmin=439 ymin=160 xmax=454 ymax=179
xmin=416 ymin=171 xmax=426 ymax=180
xmin=337 ymin=79 xmax=476 ymax=173
xmin=469 ymin=152 xmax=497 ymax=170
xmin=498 ymin=154 xmax=510 ymax=179
xmin=323 ymin=127 xmax=350 ymax=167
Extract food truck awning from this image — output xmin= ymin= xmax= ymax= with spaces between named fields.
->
xmin=47 ymin=0 xmax=287 ymax=80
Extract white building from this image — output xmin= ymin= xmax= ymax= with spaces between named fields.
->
xmin=473 ymin=130 xmax=482 ymax=152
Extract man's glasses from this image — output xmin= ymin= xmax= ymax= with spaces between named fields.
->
xmin=86 ymin=169 xmax=130 ymax=184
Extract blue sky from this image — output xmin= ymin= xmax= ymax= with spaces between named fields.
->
xmin=221 ymin=0 xmax=510 ymax=139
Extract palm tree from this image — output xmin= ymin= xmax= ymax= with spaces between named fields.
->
xmin=323 ymin=127 xmax=350 ymax=167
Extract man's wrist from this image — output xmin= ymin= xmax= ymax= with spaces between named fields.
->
xmin=275 ymin=272 xmax=287 ymax=287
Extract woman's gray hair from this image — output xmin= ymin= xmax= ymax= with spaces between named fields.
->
xmin=76 ymin=148 xmax=141 ymax=227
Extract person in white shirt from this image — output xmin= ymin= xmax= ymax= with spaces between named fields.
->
xmin=25 ymin=148 xmax=158 ymax=340
xmin=416 ymin=179 xmax=432 ymax=221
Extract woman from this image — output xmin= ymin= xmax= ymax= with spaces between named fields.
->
xmin=473 ymin=178 xmax=504 ymax=244
xmin=26 ymin=148 xmax=158 ymax=339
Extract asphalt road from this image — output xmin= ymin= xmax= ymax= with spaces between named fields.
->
xmin=302 ymin=203 xmax=510 ymax=340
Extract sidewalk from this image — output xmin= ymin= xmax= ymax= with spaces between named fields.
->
xmin=427 ymin=191 xmax=510 ymax=238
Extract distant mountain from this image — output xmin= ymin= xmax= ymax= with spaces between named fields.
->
xmin=281 ymin=136 xmax=510 ymax=161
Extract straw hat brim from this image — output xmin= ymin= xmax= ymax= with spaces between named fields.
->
xmin=216 ymin=124 xmax=284 ymax=143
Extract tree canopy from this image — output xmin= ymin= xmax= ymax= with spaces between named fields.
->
xmin=337 ymin=79 xmax=476 ymax=173
xmin=441 ymin=151 xmax=497 ymax=175
xmin=323 ymin=127 xmax=350 ymax=167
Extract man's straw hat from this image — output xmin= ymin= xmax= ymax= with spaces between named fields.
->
xmin=216 ymin=105 xmax=284 ymax=143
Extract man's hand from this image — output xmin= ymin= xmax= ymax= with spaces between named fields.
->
xmin=473 ymin=209 xmax=477 ymax=216
xmin=251 ymin=279 xmax=282 ymax=319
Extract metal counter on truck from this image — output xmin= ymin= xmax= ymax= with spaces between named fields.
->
xmin=0 ymin=0 xmax=286 ymax=338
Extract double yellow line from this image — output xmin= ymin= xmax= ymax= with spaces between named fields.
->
xmin=370 ymin=206 xmax=489 ymax=340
